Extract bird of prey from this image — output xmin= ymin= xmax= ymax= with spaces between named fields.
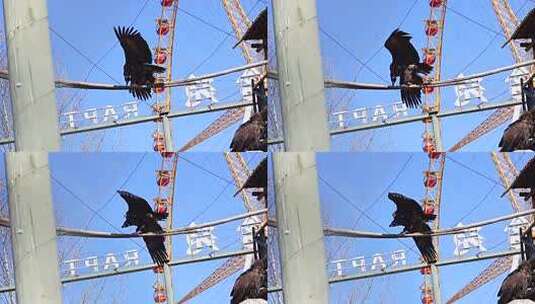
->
xmin=388 ymin=192 xmax=437 ymax=263
xmin=385 ymin=29 xmax=433 ymax=108
xmin=497 ymin=232 xmax=535 ymax=304
xmin=117 ymin=190 xmax=169 ymax=266
xmin=501 ymin=156 xmax=535 ymax=201
xmin=499 ymin=85 xmax=535 ymax=152
xmin=234 ymin=157 xmax=267 ymax=201
xmin=230 ymin=108 xmax=267 ymax=152
xmin=230 ymin=228 xmax=267 ymax=304
xmin=114 ymin=26 xmax=166 ymax=100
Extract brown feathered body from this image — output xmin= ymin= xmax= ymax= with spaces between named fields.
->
xmin=230 ymin=109 xmax=267 ymax=152
xmin=235 ymin=158 xmax=267 ymax=201
xmin=385 ymin=29 xmax=433 ymax=108
xmin=502 ymin=157 xmax=535 ymax=201
xmin=388 ymin=192 xmax=437 ymax=263
xmin=498 ymin=233 xmax=535 ymax=304
xmin=114 ymin=26 xmax=166 ymax=100
xmin=499 ymin=110 xmax=535 ymax=152
xmin=118 ymin=190 xmax=169 ymax=266
xmin=230 ymin=258 xmax=267 ymax=304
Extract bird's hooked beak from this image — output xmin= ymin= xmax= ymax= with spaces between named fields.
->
xmin=389 ymin=219 xmax=398 ymax=227
xmin=121 ymin=221 xmax=129 ymax=228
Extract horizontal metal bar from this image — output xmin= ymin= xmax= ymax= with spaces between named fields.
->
xmin=0 ymin=101 xmax=253 ymax=146
xmin=268 ymin=99 xmax=520 ymax=146
xmin=0 ymin=61 xmax=267 ymax=90
xmin=268 ymin=249 xmax=519 ymax=293
xmin=0 ymin=249 xmax=253 ymax=293
xmin=324 ymin=208 xmax=535 ymax=238
xmin=268 ymin=59 xmax=535 ymax=90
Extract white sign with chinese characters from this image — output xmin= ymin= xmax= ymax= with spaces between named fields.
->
xmin=454 ymin=73 xmax=487 ymax=107
xmin=238 ymin=216 xmax=262 ymax=270
xmin=237 ymin=68 xmax=261 ymax=123
xmin=185 ymin=74 xmax=218 ymax=108
xmin=508 ymin=67 xmax=530 ymax=121
xmin=452 ymin=223 xmax=486 ymax=257
xmin=329 ymin=250 xmax=407 ymax=277
xmin=62 ymin=102 xmax=139 ymax=129
xmin=185 ymin=223 xmax=219 ymax=256
xmin=62 ymin=249 xmax=140 ymax=277
xmin=506 ymin=217 xmax=530 ymax=271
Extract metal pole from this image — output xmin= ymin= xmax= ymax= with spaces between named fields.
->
xmin=273 ymin=153 xmax=329 ymax=303
xmin=162 ymin=116 xmax=174 ymax=151
xmin=3 ymin=0 xmax=61 ymax=151
xmin=162 ymin=114 xmax=174 ymax=301
xmin=6 ymin=152 xmax=62 ymax=303
xmin=431 ymin=264 xmax=442 ymax=304
xmin=271 ymin=0 xmax=331 ymax=151
xmin=432 ymin=114 xmax=443 ymax=151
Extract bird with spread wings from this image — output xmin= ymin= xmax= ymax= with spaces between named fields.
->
xmin=114 ymin=26 xmax=166 ymax=100
xmin=388 ymin=192 xmax=437 ymax=263
xmin=118 ymin=190 xmax=169 ymax=266
xmin=385 ymin=29 xmax=433 ymax=109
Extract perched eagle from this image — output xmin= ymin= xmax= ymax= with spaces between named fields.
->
xmin=234 ymin=157 xmax=267 ymax=201
xmin=497 ymin=232 xmax=535 ymax=304
xmin=230 ymin=228 xmax=267 ymax=304
xmin=502 ymin=156 xmax=535 ymax=201
xmin=385 ymin=29 xmax=433 ymax=108
xmin=499 ymin=85 xmax=535 ymax=152
xmin=388 ymin=192 xmax=437 ymax=263
xmin=114 ymin=26 xmax=166 ymax=100
xmin=118 ymin=190 xmax=169 ymax=266
xmin=230 ymin=108 xmax=267 ymax=152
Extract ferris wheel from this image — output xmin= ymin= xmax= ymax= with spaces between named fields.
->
xmin=147 ymin=0 xmax=268 ymax=303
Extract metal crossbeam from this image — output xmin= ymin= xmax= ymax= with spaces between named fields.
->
xmin=268 ymin=249 xmax=520 ymax=293
xmin=268 ymin=99 xmax=521 ymax=145
xmin=0 ymin=101 xmax=252 ymax=146
xmin=0 ymin=249 xmax=253 ymax=294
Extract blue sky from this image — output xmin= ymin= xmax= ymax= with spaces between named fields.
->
xmin=1 ymin=152 xmax=265 ymax=303
xmin=0 ymin=1 xmax=266 ymax=151
xmin=310 ymin=152 xmax=534 ymax=303
xmin=282 ymin=0 xmax=535 ymax=151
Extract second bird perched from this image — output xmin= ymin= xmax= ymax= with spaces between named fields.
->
xmin=385 ymin=29 xmax=433 ymax=109
xmin=497 ymin=231 xmax=535 ymax=304
xmin=114 ymin=26 xmax=166 ymax=101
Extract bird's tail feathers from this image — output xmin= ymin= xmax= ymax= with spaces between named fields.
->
xmin=154 ymin=212 xmax=169 ymax=221
xmin=423 ymin=213 xmax=437 ymax=222
xmin=418 ymin=63 xmax=433 ymax=75
xmin=144 ymin=63 xmax=166 ymax=74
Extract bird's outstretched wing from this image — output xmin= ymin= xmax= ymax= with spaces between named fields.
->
xmin=384 ymin=29 xmax=420 ymax=66
xmin=388 ymin=192 xmax=430 ymax=219
xmin=142 ymin=220 xmax=168 ymax=266
xmin=117 ymin=190 xmax=153 ymax=227
xmin=234 ymin=157 xmax=267 ymax=196
xmin=114 ymin=26 xmax=152 ymax=64
xmin=501 ymin=156 xmax=535 ymax=196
